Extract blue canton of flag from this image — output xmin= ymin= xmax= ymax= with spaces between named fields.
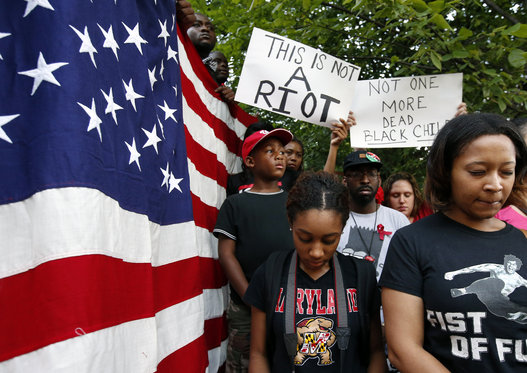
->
xmin=0 ymin=0 xmax=192 ymax=225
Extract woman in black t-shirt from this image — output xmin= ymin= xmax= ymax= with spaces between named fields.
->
xmin=380 ymin=113 xmax=527 ymax=372
xmin=244 ymin=171 xmax=386 ymax=373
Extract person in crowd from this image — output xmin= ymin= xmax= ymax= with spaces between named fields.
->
xmin=380 ymin=113 xmax=527 ymax=372
xmin=495 ymin=117 xmax=527 ymax=229
xmin=227 ymin=121 xmax=299 ymax=196
xmin=244 ymin=171 xmax=387 ymax=372
xmin=337 ymin=150 xmax=409 ymax=280
xmin=383 ymin=172 xmax=433 ymax=223
xmin=186 ymin=13 xmax=216 ymax=59
xmin=214 ymin=128 xmax=295 ymax=372
xmin=281 ymin=137 xmax=305 ymax=189
xmin=284 ymin=137 xmax=304 ymax=172
xmin=203 ymin=50 xmax=229 ymax=84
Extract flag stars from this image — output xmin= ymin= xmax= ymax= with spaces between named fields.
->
xmin=18 ymin=52 xmax=68 ymax=96
xmin=158 ymin=100 xmax=177 ymax=123
xmin=23 ymin=0 xmax=54 ymax=18
xmin=0 ymin=32 xmax=10 ymax=61
xmin=122 ymin=22 xmax=147 ymax=55
xmin=142 ymin=123 xmax=162 ymax=154
xmin=98 ymin=24 xmax=120 ymax=61
xmin=125 ymin=138 xmax=141 ymax=171
xmin=78 ymin=98 xmax=103 ymax=141
xmin=122 ymin=78 xmax=144 ymax=112
xmin=0 ymin=114 xmax=20 ymax=144
xmin=100 ymin=87 xmax=123 ymax=125
xmin=169 ymin=173 xmax=183 ymax=193
xmin=158 ymin=19 xmax=170 ymax=47
xmin=148 ymin=66 xmax=157 ymax=91
xmin=159 ymin=59 xmax=165 ymax=81
xmin=160 ymin=163 xmax=170 ymax=190
xmin=167 ymin=45 xmax=178 ymax=63
xmin=70 ymin=25 xmax=98 ymax=68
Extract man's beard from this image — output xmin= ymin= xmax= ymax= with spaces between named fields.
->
xmin=350 ymin=186 xmax=377 ymax=206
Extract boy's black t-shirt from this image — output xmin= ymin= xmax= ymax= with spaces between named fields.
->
xmin=245 ymin=251 xmax=375 ymax=373
xmin=380 ymin=213 xmax=527 ymax=373
xmin=213 ymin=190 xmax=294 ymax=304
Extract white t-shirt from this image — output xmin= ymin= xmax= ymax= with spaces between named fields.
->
xmin=337 ymin=205 xmax=409 ymax=280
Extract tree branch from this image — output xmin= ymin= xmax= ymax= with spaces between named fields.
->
xmin=321 ymin=2 xmax=386 ymax=28
xmin=481 ymin=0 xmax=520 ymax=24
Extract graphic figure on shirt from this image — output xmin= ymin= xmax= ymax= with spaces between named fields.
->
xmin=445 ymin=255 xmax=527 ymax=324
xmin=342 ymin=226 xmax=384 ymax=262
xmin=294 ymin=317 xmax=337 ymax=366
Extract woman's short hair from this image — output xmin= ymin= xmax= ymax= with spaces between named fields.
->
xmin=383 ymin=172 xmax=423 ymax=218
xmin=425 ymin=113 xmax=527 ymax=212
xmin=287 ymin=171 xmax=350 ymax=227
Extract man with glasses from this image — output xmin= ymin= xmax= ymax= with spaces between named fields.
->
xmin=337 ymin=150 xmax=409 ymax=280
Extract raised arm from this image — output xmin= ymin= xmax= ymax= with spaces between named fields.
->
xmin=218 ymin=235 xmax=249 ymax=299
xmin=323 ymin=111 xmax=355 ymax=173
xmin=249 ymin=307 xmax=271 ymax=373
xmin=175 ymin=0 xmax=196 ymax=32
xmin=382 ymin=288 xmax=450 ymax=373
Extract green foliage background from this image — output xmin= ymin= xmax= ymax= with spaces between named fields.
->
xmin=191 ymin=0 xmax=526 ymax=185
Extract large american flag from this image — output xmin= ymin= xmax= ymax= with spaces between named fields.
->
xmin=0 ymin=1 xmax=254 ymax=371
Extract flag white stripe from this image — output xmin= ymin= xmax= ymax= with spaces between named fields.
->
xmin=0 ymin=187 xmax=199 ymax=279
xmin=187 ymin=159 xmax=227 ymax=209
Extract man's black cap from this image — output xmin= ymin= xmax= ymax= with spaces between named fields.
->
xmin=342 ymin=150 xmax=383 ymax=172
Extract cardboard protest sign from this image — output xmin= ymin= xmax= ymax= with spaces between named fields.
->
xmin=349 ymin=73 xmax=463 ymax=148
xmin=235 ymin=28 xmax=361 ymax=127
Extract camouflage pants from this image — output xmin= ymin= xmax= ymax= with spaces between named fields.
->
xmin=225 ymin=300 xmax=251 ymax=373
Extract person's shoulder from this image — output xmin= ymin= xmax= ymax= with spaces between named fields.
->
xmin=378 ymin=205 xmax=410 ymax=226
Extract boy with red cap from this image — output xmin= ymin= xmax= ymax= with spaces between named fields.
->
xmin=214 ymin=128 xmax=294 ymax=372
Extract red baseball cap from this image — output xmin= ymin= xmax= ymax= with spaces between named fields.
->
xmin=241 ymin=128 xmax=293 ymax=161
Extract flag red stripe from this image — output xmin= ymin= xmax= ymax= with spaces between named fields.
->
xmin=190 ymin=193 xmax=219 ymax=232
xmin=200 ymin=257 xmax=227 ymax=289
xmin=184 ymin=125 xmax=228 ymax=188
xmin=180 ymin=71 xmax=241 ymax=156
xmin=156 ymin=334 xmax=209 ymax=373
xmin=204 ymin=315 xmax=228 ymax=351
xmin=0 ymin=254 xmax=218 ymax=362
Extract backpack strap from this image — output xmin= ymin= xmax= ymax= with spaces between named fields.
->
xmin=520 ymin=229 xmax=527 ymax=239
xmin=264 ymin=250 xmax=293 ymax=366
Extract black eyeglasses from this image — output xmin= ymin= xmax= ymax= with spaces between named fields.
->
xmin=345 ymin=170 xmax=379 ymax=180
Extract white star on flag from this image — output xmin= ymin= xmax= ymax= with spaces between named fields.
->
xmin=169 ymin=172 xmax=183 ymax=193
xmin=100 ymin=87 xmax=123 ymax=125
xmin=70 ymin=25 xmax=98 ymax=68
xmin=158 ymin=100 xmax=177 ymax=123
xmin=159 ymin=59 xmax=165 ymax=81
xmin=78 ymin=98 xmax=103 ymax=141
xmin=98 ymin=24 xmax=120 ymax=61
xmin=122 ymin=22 xmax=147 ymax=55
xmin=0 ymin=114 xmax=20 ymax=144
xmin=160 ymin=162 xmax=170 ymax=190
xmin=142 ymin=123 xmax=161 ymax=154
xmin=173 ymin=85 xmax=178 ymax=97
xmin=0 ymin=32 xmax=10 ymax=61
xmin=23 ymin=0 xmax=55 ymax=18
xmin=157 ymin=116 xmax=166 ymax=139
xmin=122 ymin=78 xmax=144 ymax=112
xmin=158 ymin=20 xmax=170 ymax=47
xmin=18 ymin=52 xmax=68 ymax=96
xmin=167 ymin=45 xmax=178 ymax=63
xmin=148 ymin=66 xmax=157 ymax=91
xmin=125 ymin=138 xmax=141 ymax=171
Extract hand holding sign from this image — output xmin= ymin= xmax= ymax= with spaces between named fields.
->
xmin=235 ymin=28 xmax=361 ymax=127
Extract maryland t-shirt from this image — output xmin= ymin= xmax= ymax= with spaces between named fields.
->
xmin=245 ymin=252 xmax=378 ymax=373
xmin=380 ymin=213 xmax=527 ymax=372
